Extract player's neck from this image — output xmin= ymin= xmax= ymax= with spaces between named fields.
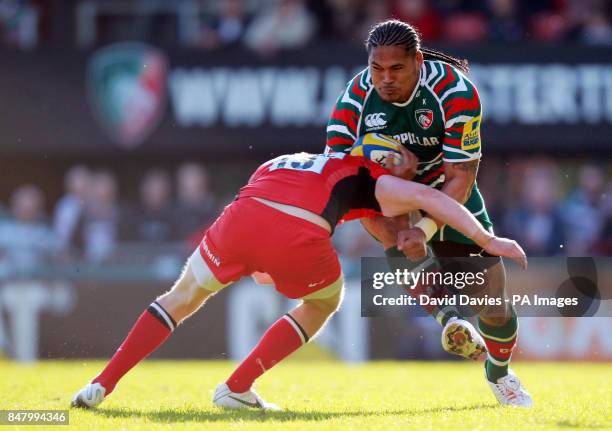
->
xmin=392 ymin=82 xmax=419 ymax=106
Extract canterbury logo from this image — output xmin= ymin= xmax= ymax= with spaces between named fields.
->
xmin=364 ymin=113 xmax=387 ymax=128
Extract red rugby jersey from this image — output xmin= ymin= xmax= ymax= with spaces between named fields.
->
xmin=239 ymin=152 xmax=389 ymax=231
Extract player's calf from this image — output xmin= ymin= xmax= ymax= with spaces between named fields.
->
xmin=70 ymin=261 xmax=219 ymax=407
xmin=477 ymin=305 xmax=533 ymax=407
xmin=222 ymin=277 xmax=344 ymax=404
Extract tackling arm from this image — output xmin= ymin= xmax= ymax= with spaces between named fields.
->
xmin=375 ymin=175 xmax=527 ymax=268
xmin=431 ymin=158 xmax=479 ymax=226
xmin=441 ymin=158 xmax=479 ymax=205
xmin=406 ymin=158 xmax=479 ymax=246
xmin=375 ymin=176 xmax=485 ymax=241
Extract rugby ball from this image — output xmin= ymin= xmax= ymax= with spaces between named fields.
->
xmin=349 ymin=133 xmax=402 ymax=166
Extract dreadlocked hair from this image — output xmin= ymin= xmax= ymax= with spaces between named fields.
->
xmin=421 ymin=47 xmax=469 ymax=73
xmin=365 ymin=19 xmax=469 ymax=74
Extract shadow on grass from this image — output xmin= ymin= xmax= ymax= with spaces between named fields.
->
xmin=91 ymin=403 xmax=498 ymax=423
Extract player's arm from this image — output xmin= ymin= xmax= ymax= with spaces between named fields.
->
xmin=409 ymin=74 xmax=484 ymax=247
xmin=376 ymin=177 xmax=476 ymax=237
xmin=440 ymin=158 xmax=479 ymax=207
xmin=374 ymin=175 xmax=526 ymax=268
xmin=396 ymin=158 xmax=479 ymax=259
xmin=433 ymin=78 xmax=483 ymax=223
xmin=408 ymin=157 xmax=478 ymax=243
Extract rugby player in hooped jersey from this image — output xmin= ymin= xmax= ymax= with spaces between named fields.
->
xmin=71 ymin=146 xmax=526 ymax=411
xmin=326 ymin=19 xmax=532 ymax=407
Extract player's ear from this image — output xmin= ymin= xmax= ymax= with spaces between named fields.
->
xmin=415 ymin=50 xmax=424 ymax=67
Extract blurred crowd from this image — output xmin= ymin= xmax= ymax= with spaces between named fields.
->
xmin=0 ymin=158 xmax=609 ymax=271
xmin=480 ymin=160 xmax=612 ymax=257
xmin=0 ymin=163 xmax=218 ymax=269
xmin=1 ymin=0 xmax=611 ymax=51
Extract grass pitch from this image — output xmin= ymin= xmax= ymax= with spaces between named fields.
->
xmin=1 ymin=360 xmax=610 ymax=431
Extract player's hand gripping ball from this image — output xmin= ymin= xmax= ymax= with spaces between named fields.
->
xmin=351 ymin=133 xmax=418 ymax=180
xmin=350 ymin=133 xmax=403 ymax=167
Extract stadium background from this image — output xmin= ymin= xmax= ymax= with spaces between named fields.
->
xmin=0 ymin=0 xmax=610 ymax=366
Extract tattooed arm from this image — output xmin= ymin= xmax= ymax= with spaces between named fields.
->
xmin=396 ymin=158 xmax=481 ymax=259
xmin=422 ymin=158 xmax=480 ymax=230
xmin=441 ymin=158 xmax=480 ymax=205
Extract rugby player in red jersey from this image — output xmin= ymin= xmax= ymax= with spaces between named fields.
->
xmin=71 ymin=146 xmax=526 ymax=411
xmin=325 ymin=19 xmax=532 ymax=407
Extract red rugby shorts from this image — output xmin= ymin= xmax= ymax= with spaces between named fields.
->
xmin=191 ymin=197 xmax=341 ymax=299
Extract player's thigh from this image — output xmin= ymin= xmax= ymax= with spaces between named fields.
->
xmin=478 ymin=259 xmax=510 ymax=321
xmin=190 ymin=197 xmax=262 ymax=288
xmin=287 ymin=276 xmax=344 ymax=337
xmin=432 ymin=240 xmax=508 ymax=314
xmin=301 ymin=274 xmax=345 ymax=314
xmin=156 ymin=259 xmax=220 ymax=316
xmin=187 ymin=246 xmax=232 ymax=293
xmin=267 ymin=231 xmax=342 ymax=300
xmin=432 ymin=241 xmax=501 ymax=266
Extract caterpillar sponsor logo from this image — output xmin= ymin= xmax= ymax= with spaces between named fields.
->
xmin=461 ymin=116 xmax=481 ymax=150
xmin=364 ymin=112 xmax=387 ymax=129
xmin=393 ymin=132 xmax=440 ymax=147
xmin=200 ymin=237 xmax=221 ymax=267
xmin=415 ymin=109 xmax=433 ymax=129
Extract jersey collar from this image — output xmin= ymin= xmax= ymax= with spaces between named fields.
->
xmin=391 ymin=63 xmax=425 ymax=107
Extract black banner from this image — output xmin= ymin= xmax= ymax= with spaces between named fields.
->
xmin=1 ymin=43 xmax=611 ymax=158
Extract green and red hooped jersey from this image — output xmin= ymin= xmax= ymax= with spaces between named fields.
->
xmin=325 ymin=60 xmax=492 ymax=243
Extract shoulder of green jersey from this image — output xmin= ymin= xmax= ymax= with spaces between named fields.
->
xmin=419 ymin=61 xmax=446 ymax=119
xmin=422 ymin=60 xmax=479 ymax=114
xmin=422 ymin=60 xmax=447 ymax=89
xmin=339 ymin=68 xmax=371 ymax=111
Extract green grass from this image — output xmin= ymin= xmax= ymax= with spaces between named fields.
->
xmin=1 ymin=360 xmax=610 ymax=430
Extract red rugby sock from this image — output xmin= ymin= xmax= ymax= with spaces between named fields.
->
xmin=226 ymin=314 xmax=308 ymax=393
xmin=93 ymin=302 xmax=175 ymax=395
